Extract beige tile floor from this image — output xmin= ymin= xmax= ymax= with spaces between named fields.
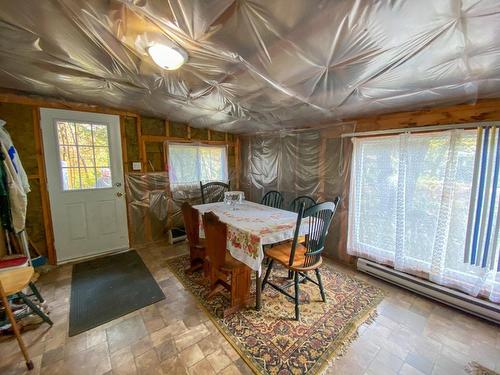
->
xmin=1 ymin=242 xmax=499 ymax=375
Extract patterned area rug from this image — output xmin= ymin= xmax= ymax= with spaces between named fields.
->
xmin=166 ymin=255 xmax=383 ymax=374
xmin=466 ymin=362 xmax=500 ymax=375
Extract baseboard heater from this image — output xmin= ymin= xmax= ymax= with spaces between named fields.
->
xmin=168 ymin=228 xmax=186 ymax=245
xmin=357 ymin=258 xmax=500 ymax=324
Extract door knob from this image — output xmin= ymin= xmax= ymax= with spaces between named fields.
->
xmin=116 ymin=192 xmax=123 ymax=197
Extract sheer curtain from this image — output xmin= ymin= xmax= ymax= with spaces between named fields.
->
xmin=167 ymin=143 xmax=228 ymax=185
xmin=348 ymin=129 xmax=500 ymax=303
xmin=167 ymin=143 xmax=228 ymax=200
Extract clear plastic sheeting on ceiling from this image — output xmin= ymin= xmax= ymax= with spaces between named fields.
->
xmin=0 ymin=1 xmax=499 ymax=133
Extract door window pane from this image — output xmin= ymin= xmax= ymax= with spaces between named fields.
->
xmin=96 ymin=168 xmax=112 ymax=188
xmin=94 ymin=146 xmax=110 ymax=167
xmin=76 ymin=123 xmax=93 ymax=145
xmin=56 ymin=121 xmax=112 ymax=191
xmin=78 ymin=146 xmax=96 ymax=167
xmin=62 ymin=168 xmax=81 ymax=190
xmin=80 ymin=168 xmax=97 ymax=189
xmin=59 ymin=145 xmax=79 ymax=168
xmin=57 ymin=122 xmax=77 ymax=145
xmin=93 ymin=125 xmax=109 ymax=146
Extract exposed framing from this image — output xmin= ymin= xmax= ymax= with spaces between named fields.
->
xmin=0 ymin=90 xmax=138 ymax=118
xmin=32 ymin=107 xmax=56 ymax=265
xmin=7 ymin=92 xmax=499 ymax=263
xmin=0 ymin=90 xmax=236 ymax=262
xmin=136 ymin=127 xmax=235 ymax=244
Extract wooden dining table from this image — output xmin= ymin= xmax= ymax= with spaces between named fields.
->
xmin=193 ymin=200 xmax=310 ymax=309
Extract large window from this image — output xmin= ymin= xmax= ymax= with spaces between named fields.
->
xmin=348 ymin=128 xmax=500 ymax=302
xmin=167 ymin=143 xmax=228 ymax=186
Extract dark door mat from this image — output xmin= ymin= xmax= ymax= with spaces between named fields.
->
xmin=69 ymin=250 xmax=165 ymax=336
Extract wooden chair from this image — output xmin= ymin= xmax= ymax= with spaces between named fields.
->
xmin=202 ymin=212 xmax=251 ymax=317
xmin=200 ymin=181 xmax=230 ymax=204
xmin=181 ymin=202 xmax=207 ymax=275
xmin=261 ymin=191 xmax=283 ymax=209
xmin=261 ymin=198 xmax=340 ymax=320
xmin=0 ymin=266 xmax=53 ymax=370
xmin=289 ymin=196 xmax=316 ymax=213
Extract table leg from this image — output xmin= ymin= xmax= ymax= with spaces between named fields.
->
xmin=255 ymin=270 xmax=262 ymax=310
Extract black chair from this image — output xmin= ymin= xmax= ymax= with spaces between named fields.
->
xmin=289 ymin=196 xmax=316 ymax=213
xmin=261 ymin=191 xmax=284 ymax=209
xmin=261 ymin=197 xmax=340 ymax=320
xmin=200 ymin=181 xmax=230 ymax=204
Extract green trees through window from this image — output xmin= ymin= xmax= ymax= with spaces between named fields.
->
xmin=57 ymin=121 xmax=112 ymax=190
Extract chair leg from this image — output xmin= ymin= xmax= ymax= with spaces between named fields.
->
xmin=28 ymin=282 xmax=44 ymax=303
xmin=261 ymin=259 xmax=274 ymax=291
xmin=202 ymin=258 xmax=210 ymax=279
xmin=300 ymin=271 xmax=308 ymax=284
xmin=294 ymin=270 xmax=300 ymax=321
xmin=207 ymin=282 xmax=225 ymax=300
xmin=185 ymin=262 xmax=202 ymax=274
xmin=287 ymin=270 xmax=293 ymax=280
xmin=315 ymin=268 xmax=326 ymax=302
xmin=0 ymin=287 xmax=34 ymax=370
xmin=18 ymin=293 xmax=53 ymax=326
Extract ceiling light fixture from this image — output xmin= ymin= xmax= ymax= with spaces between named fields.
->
xmin=147 ymin=43 xmax=187 ymax=70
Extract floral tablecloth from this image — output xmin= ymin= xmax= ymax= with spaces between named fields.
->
xmin=193 ymin=201 xmax=309 ymax=275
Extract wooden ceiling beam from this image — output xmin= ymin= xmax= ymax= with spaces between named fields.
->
xmin=0 ymin=89 xmax=139 ymax=118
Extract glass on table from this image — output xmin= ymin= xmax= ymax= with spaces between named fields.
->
xmin=224 ymin=191 xmax=245 ymax=209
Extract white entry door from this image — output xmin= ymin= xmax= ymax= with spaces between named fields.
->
xmin=40 ymin=108 xmax=129 ymax=263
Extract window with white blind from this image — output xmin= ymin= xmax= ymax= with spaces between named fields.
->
xmin=167 ymin=143 xmax=228 ymax=186
xmin=347 ymin=127 xmax=500 ymax=303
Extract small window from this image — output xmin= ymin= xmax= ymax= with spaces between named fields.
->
xmin=167 ymin=143 xmax=228 ymax=186
xmin=57 ymin=121 xmax=112 ymax=190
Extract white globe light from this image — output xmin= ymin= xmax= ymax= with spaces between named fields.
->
xmin=147 ymin=44 xmax=187 ymax=70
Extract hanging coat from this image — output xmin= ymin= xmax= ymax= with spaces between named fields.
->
xmin=0 ymin=120 xmax=29 ymax=233
xmin=0 ymin=150 xmax=12 ymax=230
xmin=0 ymin=119 xmax=30 ymax=193
xmin=1 ymin=142 xmax=27 ymax=233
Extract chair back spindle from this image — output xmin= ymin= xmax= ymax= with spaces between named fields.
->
xmin=289 ymin=197 xmax=340 ymax=268
xmin=289 ymin=195 xmax=316 ymax=213
xmin=261 ymin=191 xmax=284 ymax=209
xmin=200 ymin=181 xmax=230 ymax=204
